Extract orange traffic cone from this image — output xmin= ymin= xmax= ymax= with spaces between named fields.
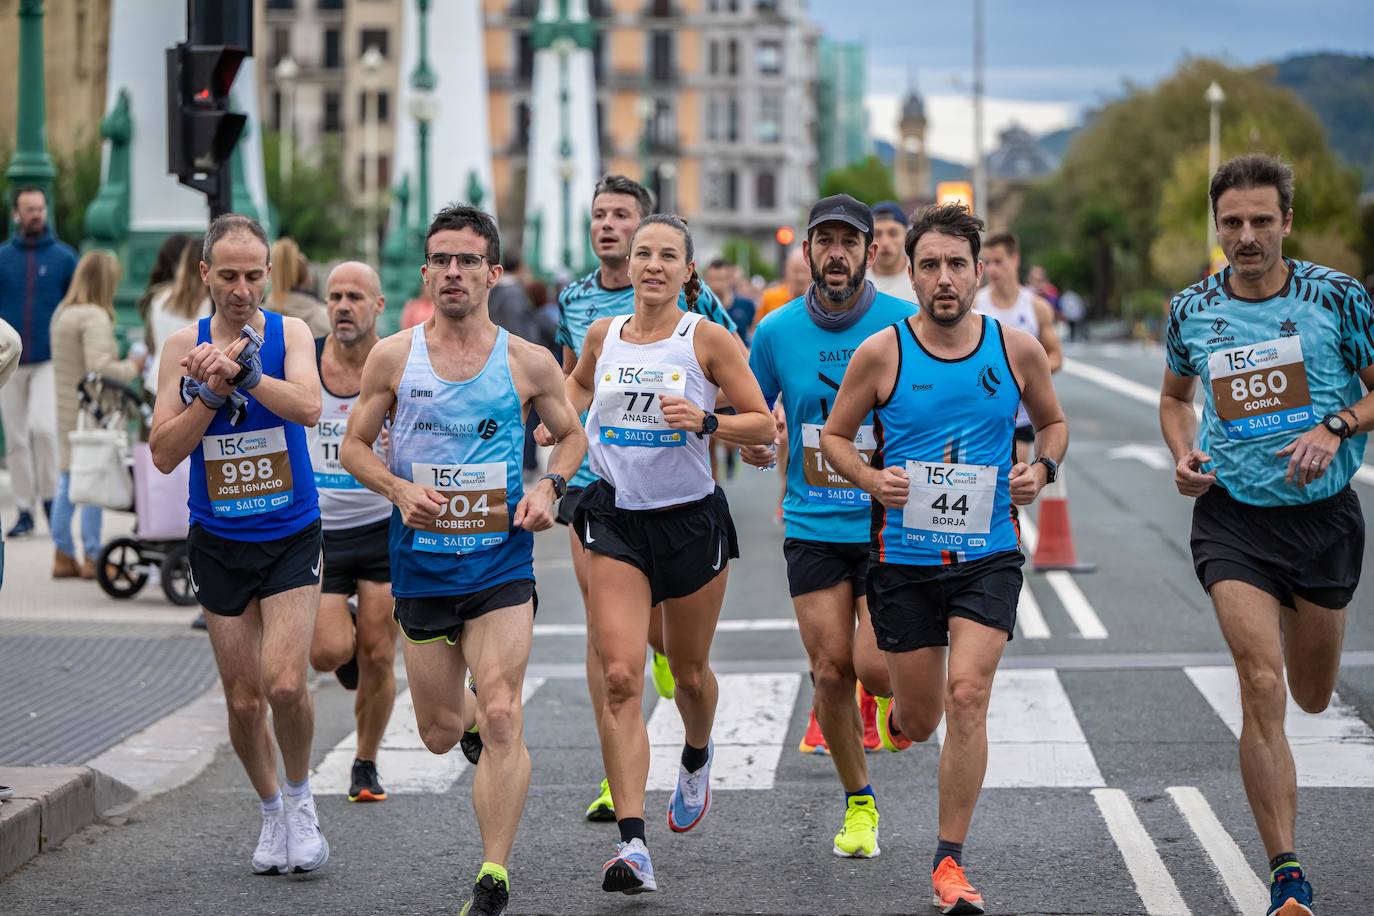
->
xmin=1031 ymin=469 xmax=1095 ymax=573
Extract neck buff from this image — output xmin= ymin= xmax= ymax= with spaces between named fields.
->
xmin=804 ymin=278 xmax=877 ymax=332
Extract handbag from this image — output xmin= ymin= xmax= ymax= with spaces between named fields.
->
xmin=68 ymin=402 xmax=134 ymax=511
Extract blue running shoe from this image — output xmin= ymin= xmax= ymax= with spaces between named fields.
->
xmin=601 ymin=838 xmax=657 ymax=894
xmin=667 ymin=740 xmax=713 ymax=833
xmin=1268 ymin=867 xmax=1314 ymax=915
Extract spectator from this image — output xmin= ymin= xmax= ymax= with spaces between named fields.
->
xmin=266 ymin=237 xmax=330 ymax=336
xmin=0 ymin=187 xmax=76 ymax=539
xmin=49 ymin=250 xmax=145 ymax=579
xmin=706 ymin=258 xmax=757 ymax=347
xmin=0 ymin=317 xmax=20 ymax=593
xmin=1028 ymin=264 xmax=1061 ymax=313
xmin=401 ymin=284 xmax=434 ymax=329
xmin=144 ymin=238 xmax=210 ymax=387
xmin=135 ymin=233 xmax=193 ymax=353
xmin=1059 ymin=288 xmax=1088 ymax=342
xmin=488 ymin=252 xmax=537 ymax=341
xmin=753 ymin=247 xmax=811 ymax=334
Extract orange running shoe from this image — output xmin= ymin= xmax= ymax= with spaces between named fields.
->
xmin=873 ymin=695 xmax=913 ymax=752
xmin=858 ymin=685 xmax=881 ymax=752
xmin=931 ymin=856 xmax=985 ymax=915
xmin=798 ymin=708 xmax=830 ymax=755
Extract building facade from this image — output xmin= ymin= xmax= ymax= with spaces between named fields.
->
xmin=816 ymin=38 xmax=867 ymax=179
xmin=893 ymin=87 xmax=931 ymax=205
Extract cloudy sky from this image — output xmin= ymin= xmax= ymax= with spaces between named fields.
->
xmin=809 ymin=0 xmax=1374 ymax=163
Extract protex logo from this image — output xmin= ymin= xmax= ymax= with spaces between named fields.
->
xmin=409 ymin=388 xmax=434 ymax=399
xmin=976 ymin=364 xmax=1003 ymax=399
xmin=477 ymin=418 xmax=499 ymax=440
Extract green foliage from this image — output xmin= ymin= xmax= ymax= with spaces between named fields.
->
xmin=818 ymin=156 xmax=896 ymax=206
xmin=0 ymin=133 xmax=103 ymax=247
xmin=721 ymin=236 xmax=777 ymax=282
xmin=1275 ymin=53 xmax=1374 ymax=191
xmin=262 ymin=131 xmax=365 ymax=261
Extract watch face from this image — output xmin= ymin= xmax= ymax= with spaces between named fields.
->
xmin=1326 ymin=417 xmax=1344 ymax=433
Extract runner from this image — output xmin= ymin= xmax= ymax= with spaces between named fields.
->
xmin=566 ymin=213 xmax=773 ymax=895
xmin=973 ymin=232 xmax=1062 ymax=462
xmin=820 ymin=203 xmax=1067 ymax=915
xmin=868 ymin=201 xmax=918 ymax=303
xmin=341 ymin=205 xmax=586 ymax=916
xmin=148 ymin=214 xmax=328 ymax=876
xmin=1160 ymin=154 xmax=1374 ymax=916
xmin=305 ymin=261 xmax=397 ymax=804
xmin=743 ymin=194 xmax=918 ymax=858
xmin=537 ymin=174 xmax=742 ymax=822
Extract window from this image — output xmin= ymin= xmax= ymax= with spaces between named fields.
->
xmin=726 ymin=169 xmax=738 ymax=210
xmin=756 ymin=93 xmax=781 ymax=143
xmin=647 ymin=0 xmax=675 ymax=15
xmin=359 ymin=28 xmax=388 ymax=58
xmin=757 ymin=40 xmax=782 ymax=75
xmin=266 ymin=0 xmax=294 ymax=9
xmin=515 ymin=99 xmax=531 ymax=148
xmin=756 ymin=0 xmax=778 ymax=10
xmin=358 ymin=91 xmax=368 ymax=123
xmin=317 ymin=0 xmax=344 ymax=10
xmin=323 ymin=29 xmax=342 ymax=68
xmin=375 ymin=90 xmax=389 ymax=124
xmin=271 ymin=28 xmax=290 ymax=67
xmin=650 ymin=99 xmax=674 ymax=146
xmin=650 ymin=32 xmax=673 ymax=81
xmin=323 ymin=91 xmax=342 ymax=132
xmin=517 ymin=32 xmax=534 ymax=80
xmin=706 ymin=96 xmax=719 ymax=141
xmin=755 ymin=171 xmax=776 ymax=209
xmin=271 ymin=89 xmax=283 ymax=131
xmin=708 ymin=40 xmax=718 ymax=75
xmin=726 ymin=39 xmax=738 ymax=76
xmin=510 ymin=0 xmax=538 ymax=15
xmin=726 ymin=97 xmax=739 ymax=142
xmin=356 ymin=91 xmax=389 ymax=124
xmin=377 ymin=153 xmax=390 ymax=190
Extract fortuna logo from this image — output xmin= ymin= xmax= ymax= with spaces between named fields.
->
xmin=477 ymin=417 xmax=499 ymax=440
xmin=1280 ymin=318 xmax=1299 ymax=337
xmin=1211 ymin=317 xmax=1230 ymax=336
xmin=976 ymin=365 xmax=1002 ymax=398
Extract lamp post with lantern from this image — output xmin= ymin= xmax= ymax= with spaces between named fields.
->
xmin=1205 ymin=80 xmax=1226 ymax=266
xmin=274 ymin=56 xmax=300 ymax=189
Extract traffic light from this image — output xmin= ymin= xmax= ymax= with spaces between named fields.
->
xmin=775 ymin=226 xmax=795 ymax=246
xmin=167 ymin=42 xmax=247 ymax=216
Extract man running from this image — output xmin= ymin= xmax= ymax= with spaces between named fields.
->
xmin=868 ymin=201 xmax=918 ymax=304
xmin=306 ymin=261 xmax=398 ymax=803
xmin=743 ymin=194 xmax=917 ymax=859
xmin=973 ymin=232 xmax=1062 ymax=462
xmin=539 ymin=174 xmax=740 ymax=822
xmin=821 ymin=203 xmax=1067 ymax=915
xmin=149 ymin=214 xmax=328 ymax=876
xmin=1161 ymin=154 xmax=1373 ymax=916
xmin=342 ymin=205 xmax=586 ymax=916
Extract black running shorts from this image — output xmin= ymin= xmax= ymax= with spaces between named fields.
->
xmin=321 ymin=518 xmax=391 ymax=595
xmin=572 ymin=479 xmax=739 ymax=605
xmin=783 ymin=537 xmax=870 ymax=599
xmin=187 ymin=519 xmax=323 ymax=617
xmin=1014 ymin=425 xmax=1035 ymax=445
xmin=555 ymin=484 xmax=587 ymax=527
xmin=866 ymin=550 xmax=1024 ymax=652
xmin=1191 ymin=485 xmax=1364 ymax=610
xmin=393 ymin=578 xmax=537 ymax=645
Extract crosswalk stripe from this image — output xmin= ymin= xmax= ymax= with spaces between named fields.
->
xmin=644 ymin=673 xmax=801 ymax=791
xmin=1092 ymin=788 xmax=1192 ymax=915
xmin=1045 ymin=570 xmax=1109 ymax=639
xmin=1016 ymin=581 xmax=1050 ymax=639
xmin=312 ymin=678 xmax=546 ymax=796
xmin=1184 ymin=666 xmax=1374 ymax=787
xmin=532 ymin=618 xmax=800 ymax=636
xmin=936 ymin=668 xmax=1104 ymax=787
xmin=1168 ymin=786 xmax=1268 ymax=914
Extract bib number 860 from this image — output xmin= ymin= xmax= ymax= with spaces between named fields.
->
xmin=1229 ymin=371 xmax=1288 ymax=402
xmin=222 ymin=457 xmax=275 ymax=485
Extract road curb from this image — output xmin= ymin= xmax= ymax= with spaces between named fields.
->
xmin=0 ymin=765 xmax=135 ymax=879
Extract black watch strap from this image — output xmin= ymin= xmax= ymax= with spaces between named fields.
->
xmin=539 ymin=473 xmax=567 ymax=499
xmin=1033 ymin=456 xmax=1059 ymax=484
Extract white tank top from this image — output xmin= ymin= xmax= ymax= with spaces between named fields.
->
xmin=586 ymin=311 xmax=718 ymax=510
xmin=974 ymin=285 xmax=1038 ymax=428
xmin=306 ymin=359 xmax=393 ymax=531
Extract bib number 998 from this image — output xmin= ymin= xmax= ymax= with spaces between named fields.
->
xmin=221 ymin=457 xmax=275 ymax=485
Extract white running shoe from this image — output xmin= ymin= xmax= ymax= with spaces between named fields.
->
xmin=667 ymin=740 xmax=713 ymax=833
xmin=285 ymin=794 xmax=330 ymax=873
xmin=251 ymin=811 xmax=288 ymax=875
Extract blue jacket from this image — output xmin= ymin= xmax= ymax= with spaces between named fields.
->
xmin=0 ymin=226 xmax=78 ymax=364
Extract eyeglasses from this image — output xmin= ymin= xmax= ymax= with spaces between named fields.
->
xmin=425 ymin=252 xmax=488 ymax=271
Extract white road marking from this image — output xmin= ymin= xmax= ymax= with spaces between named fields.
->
xmin=644 ymin=673 xmax=801 ymax=791
xmin=1167 ymin=786 xmax=1268 ymax=914
xmin=1091 ymin=788 xmax=1192 ymax=916
xmin=313 ymin=678 xmax=546 ymax=795
xmin=1185 ymin=665 xmax=1374 ymax=787
xmin=1019 ymin=513 xmax=1109 ymax=639
xmin=532 ymin=618 xmax=799 ymax=637
xmin=936 ymin=668 xmax=1104 ymax=787
xmin=85 ymin=684 xmax=228 ymax=801
xmin=1107 ymin=443 xmax=1175 ymax=471
xmin=1016 ymin=581 xmax=1050 ymax=639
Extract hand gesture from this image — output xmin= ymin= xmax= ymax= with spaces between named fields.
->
xmin=868 ymin=464 xmax=910 ymax=509
xmin=1277 ymin=426 xmax=1340 ymax=488
xmin=739 ymin=443 xmax=777 ymax=468
xmin=1174 ymin=449 xmax=1216 ymax=498
xmin=395 ymin=481 xmax=446 ymax=529
xmin=660 ymin=394 xmax=705 ymax=432
xmin=533 ymin=422 xmax=556 ymax=447
xmin=1008 ymin=461 xmax=1046 ymax=506
xmin=513 ymin=480 xmax=556 ymax=532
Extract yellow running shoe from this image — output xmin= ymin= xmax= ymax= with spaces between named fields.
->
xmin=831 ymin=794 xmax=880 ymax=858
xmin=585 ymin=777 xmax=615 ymax=822
xmin=874 ymin=695 xmax=913 ymax=752
xmin=650 ymin=651 xmax=675 ymax=699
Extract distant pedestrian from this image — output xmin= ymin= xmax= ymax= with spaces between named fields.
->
xmin=753 ymin=247 xmax=811 ymax=334
xmin=49 ymin=250 xmax=146 ymax=579
xmin=267 ymin=237 xmax=330 ymax=337
xmin=0 ymin=317 xmax=21 ymax=594
xmin=1059 ymin=288 xmax=1087 ymax=341
xmin=706 ymin=258 xmax=756 ymax=346
xmin=135 ymin=233 xmax=194 ymax=353
xmin=0 ymin=187 xmax=76 ymax=539
xmin=145 ymin=238 xmax=210 ymax=388
xmin=868 ymin=200 xmax=918 ymax=303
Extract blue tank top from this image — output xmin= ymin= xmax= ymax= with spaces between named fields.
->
xmin=872 ymin=315 xmax=1020 ymax=566
xmin=386 ymin=325 xmax=532 ymax=598
xmin=188 ymin=310 xmax=319 ymax=542
xmin=749 ymin=290 xmax=918 ymax=543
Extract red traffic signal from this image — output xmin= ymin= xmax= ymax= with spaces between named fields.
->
xmin=775 ymin=226 xmax=795 ymax=246
xmin=166 ymin=43 xmax=247 ymax=178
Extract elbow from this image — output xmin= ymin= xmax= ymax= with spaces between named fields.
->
xmin=149 ymin=438 xmax=178 ymax=475
xmin=299 ymin=399 xmax=323 ymax=428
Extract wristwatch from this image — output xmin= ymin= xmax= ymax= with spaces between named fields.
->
xmin=698 ymin=412 xmax=719 ymax=437
xmin=538 ymin=473 xmax=568 ymax=499
xmin=1321 ymin=413 xmax=1355 ymax=441
xmin=1033 ymin=456 xmax=1059 ymax=484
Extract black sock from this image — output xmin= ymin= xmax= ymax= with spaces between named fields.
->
xmin=681 ymin=741 xmax=709 ymax=773
xmin=1269 ymin=852 xmax=1301 ymax=880
xmin=617 ymin=817 xmax=646 ymax=845
xmin=934 ymin=838 xmax=964 ymax=872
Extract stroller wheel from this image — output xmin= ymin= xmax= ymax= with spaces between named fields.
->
xmin=97 ymin=538 xmax=149 ymax=598
xmin=160 ymin=543 xmax=199 ymax=606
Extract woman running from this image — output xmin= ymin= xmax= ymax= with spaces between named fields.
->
xmin=566 ymin=213 xmax=774 ymax=895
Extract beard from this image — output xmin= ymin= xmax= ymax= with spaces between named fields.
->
xmin=811 ymin=257 xmax=867 ymax=304
xmin=922 ymin=290 xmax=975 ymax=326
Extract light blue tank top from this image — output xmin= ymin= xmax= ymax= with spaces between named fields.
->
xmin=386 ymin=325 xmax=531 ymax=597
xmin=872 ymin=315 xmax=1021 ymax=566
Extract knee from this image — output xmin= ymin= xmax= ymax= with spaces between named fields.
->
xmin=356 ymin=639 xmax=395 ymax=679
xmin=418 ymin=719 xmax=461 ymax=756
xmin=810 ymin=658 xmax=855 ymax=702
xmin=1237 ymin=666 xmax=1288 ymax=719
xmin=900 ymin=702 xmax=942 ymax=743
xmin=265 ymin=672 xmax=308 ymax=710
xmin=225 ymin=687 xmax=268 ymax=727
xmin=1289 ymin=679 xmax=1332 ymax=716
xmin=308 ymin=642 xmax=348 ymax=673
xmin=602 ymin=663 xmax=643 ymax=710
xmin=944 ymin=677 xmax=991 ymax=728
xmin=479 ymin=696 xmax=520 ymax=748
xmin=669 ymin=660 xmax=709 ymax=699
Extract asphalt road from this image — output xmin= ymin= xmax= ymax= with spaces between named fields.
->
xmin=2 ymin=340 xmax=1372 ymax=916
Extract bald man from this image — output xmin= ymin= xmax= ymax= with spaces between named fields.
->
xmin=306 ymin=261 xmax=398 ymax=803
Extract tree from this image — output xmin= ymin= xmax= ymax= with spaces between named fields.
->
xmin=721 ymin=236 xmax=777 ymax=282
xmin=262 ymin=132 xmax=365 ymax=262
xmin=818 ymin=156 xmax=896 ymax=205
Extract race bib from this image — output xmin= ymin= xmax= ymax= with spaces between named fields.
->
xmin=902 ymin=461 xmax=996 ymax=539
xmin=409 ymin=462 xmax=509 ymax=554
xmin=202 ymin=428 xmax=294 ymax=518
xmin=1208 ymin=336 xmax=1313 ymax=440
xmin=595 ymin=363 xmax=689 ymax=448
xmin=800 ymin=423 xmax=875 ymax=505
xmin=310 ymin=418 xmax=362 ymax=490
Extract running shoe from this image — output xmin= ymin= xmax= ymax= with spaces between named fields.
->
xmin=859 ymin=685 xmax=882 ymax=752
xmin=650 ymin=650 xmax=675 ymax=699
xmin=798 ymin=708 xmax=830 ymax=755
xmin=285 ymin=794 xmax=329 ymax=873
xmin=585 ymin=777 xmax=615 ymax=821
xmin=461 ymin=675 xmax=483 ymax=765
xmin=931 ymin=856 xmax=985 ymax=915
xmin=251 ymin=811 xmax=288 ymax=875
xmin=874 ymin=695 xmax=912 ymax=752
xmin=0 ymin=785 xmax=12 ymax=800
xmin=459 ymin=873 xmax=510 ymax=916
xmin=347 ymin=759 xmax=386 ymax=802
xmin=601 ymin=838 xmax=657 ymax=894
xmin=6 ymin=511 xmax=33 ymax=539
xmin=832 ymin=794 xmax=880 ymax=858
xmin=334 ymin=654 xmax=359 ymax=690
xmin=667 ymin=740 xmax=713 ymax=833
xmin=1268 ymin=867 xmax=1314 ymax=915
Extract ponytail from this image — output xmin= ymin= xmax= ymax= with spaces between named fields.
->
xmin=683 ymin=268 xmax=702 ymax=314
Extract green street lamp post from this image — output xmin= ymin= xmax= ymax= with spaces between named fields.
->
xmin=7 ymin=0 xmax=58 ymax=220
xmin=409 ymin=0 xmax=438 ymax=238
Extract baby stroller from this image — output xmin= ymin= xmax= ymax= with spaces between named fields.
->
xmin=79 ymin=375 xmax=197 ymax=606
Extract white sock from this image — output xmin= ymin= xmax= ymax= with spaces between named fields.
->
xmin=260 ymin=791 xmax=283 ymax=816
xmin=285 ymin=778 xmax=310 ymax=801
